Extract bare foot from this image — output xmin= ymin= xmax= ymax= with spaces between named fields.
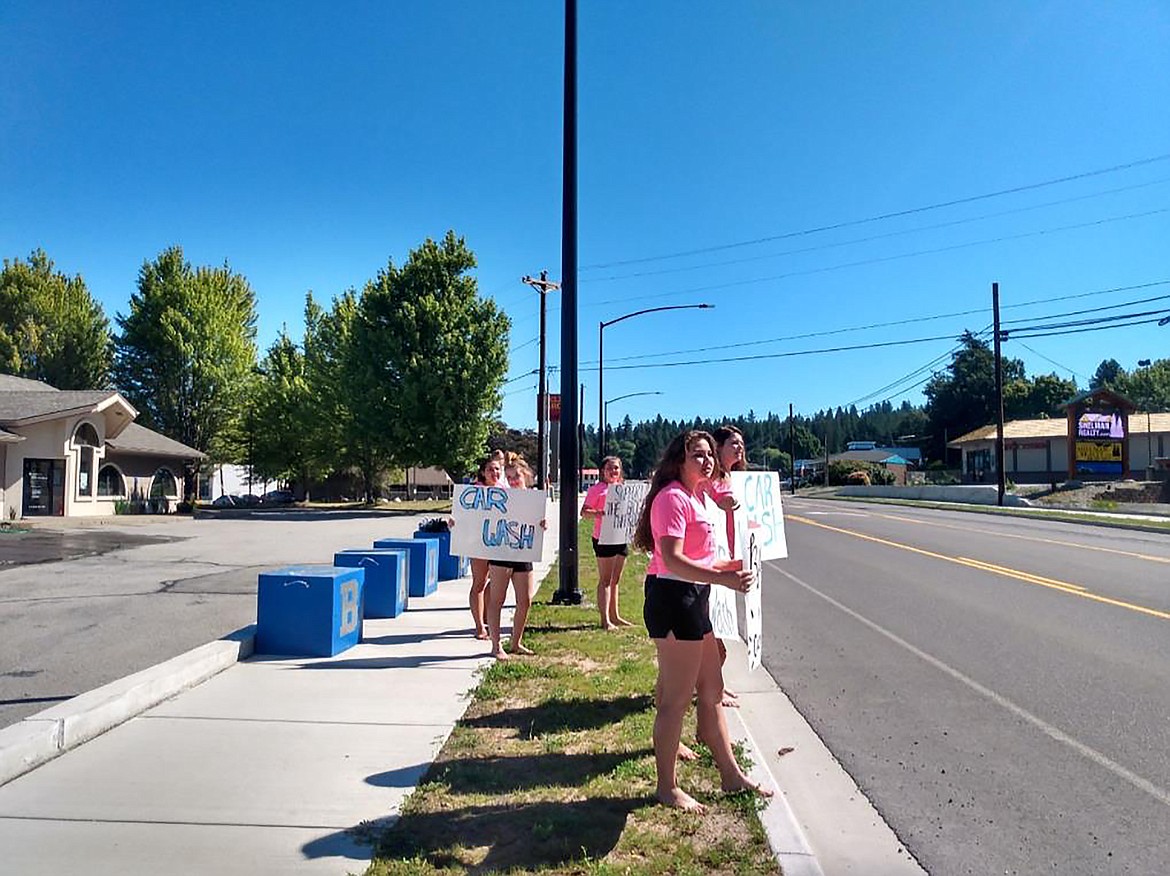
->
xmin=491 ymin=648 xmax=510 ymax=660
xmin=601 ymin=621 xmax=616 ymax=631
xmin=509 ymin=643 xmax=534 ymax=656
xmin=611 ymin=616 xmax=634 ymax=627
xmin=722 ymin=775 xmax=774 ymax=798
xmin=657 ymin=787 xmax=706 ymax=812
xmin=474 ymin=629 xmax=489 ymax=640
xmin=677 ymin=742 xmax=699 ymax=762
xmin=720 ymin=693 xmax=740 ymax=708
xmin=723 ymin=687 xmax=739 ymax=699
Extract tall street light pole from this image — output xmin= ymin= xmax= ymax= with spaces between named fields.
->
xmin=553 ymin=0 xmax=581 ymax=605
xmin=603 ymin=391 xmax=664 ymax=449
xmin=598 ymin=304 xmax=712 ymax=457
xmin=522 ymin=271 xmax=560 ymax=490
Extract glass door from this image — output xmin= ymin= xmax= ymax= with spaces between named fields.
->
xmin=23 ymin=458 xmax=65 ymax=516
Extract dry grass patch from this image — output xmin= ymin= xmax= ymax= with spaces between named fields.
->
xmin=366 ymin=520 xmax=779 ymax=875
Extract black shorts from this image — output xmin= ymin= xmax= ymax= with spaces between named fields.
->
xmin=489 ymin=560 xmax=534 ymax=573
xmin=592 ymin=537 xmax=628 ymax=558
xmin=643 ymin=575 xmax=712 ymax=641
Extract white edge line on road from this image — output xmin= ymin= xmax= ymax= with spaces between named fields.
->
xmin=773 ymin=565 xmax=1170 ymax=810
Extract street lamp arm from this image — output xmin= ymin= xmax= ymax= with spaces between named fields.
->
xmin=601 ymin=303 xmax=714 ymax=330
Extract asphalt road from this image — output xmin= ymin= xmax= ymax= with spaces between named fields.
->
xmin=764 ymin=497 xmax=1170 ymax=875
xmin=0 ymin=512 xmax=432 ymax=729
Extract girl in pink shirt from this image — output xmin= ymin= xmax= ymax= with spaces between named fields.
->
xmin=580 ymin=456 xmax=633 ymax=630
xmin=631 ymin=430 xmax=772 ymax=812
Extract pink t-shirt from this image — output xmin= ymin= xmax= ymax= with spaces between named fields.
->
xmin=581 ymin=481 xmax=609 ymax=539
xmin=646 ymin=480 xmax=715 ymax=577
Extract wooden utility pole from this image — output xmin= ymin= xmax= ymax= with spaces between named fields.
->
xmin=993 ymin=282 xmax=1006 ymax=507
xmin=522 ymin=271 xmax=559 ymax=490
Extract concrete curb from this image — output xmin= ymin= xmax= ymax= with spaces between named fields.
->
xmin=0 ymin=629 xmax=254 ymax=787
xmin=727 ymin=706 xmax=824 ymax=876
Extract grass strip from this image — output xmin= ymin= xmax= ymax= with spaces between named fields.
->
xmin=366 ymin=519 xmax=779 ymax=875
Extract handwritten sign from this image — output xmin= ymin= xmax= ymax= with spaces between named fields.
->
xmin=730 ymin=471 xmax=788 ymax=560
xmin=449 ymin=485 xmax=547 ymax=563
xmin=707 ymin=495 xmax=739 ymax=640
xmin=598 ymin=480 xmax=651 ymax=545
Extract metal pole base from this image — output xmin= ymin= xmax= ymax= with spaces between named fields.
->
xmin=549 ymin=589 xmax=583 ymax=605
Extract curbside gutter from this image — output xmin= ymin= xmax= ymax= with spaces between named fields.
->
xmin=0 ymin=627 xmax=254 ymax=787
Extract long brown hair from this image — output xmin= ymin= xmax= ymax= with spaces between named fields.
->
xmin=631 ymin=430 xmax=715 ymax=552
xmin=712 ymin=424 xmax=747 ymax=477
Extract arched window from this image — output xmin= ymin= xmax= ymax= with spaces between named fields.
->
xmin=150 ymin=468 xmax=178 ymax=499
xmin=73 ymin=422 xmax=101 ymax=497
xmin=97 ymin=465 xmax=125 ymax=497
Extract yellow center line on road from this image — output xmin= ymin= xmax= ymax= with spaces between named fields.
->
xmin=871 ymin=511 xmax=1170 ymax=565
xmin=789 ymin=514 xmax=1170 ymax=623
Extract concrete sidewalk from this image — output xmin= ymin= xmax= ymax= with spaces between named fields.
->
xmin=0 ymin=507 xmax=919 ymax=875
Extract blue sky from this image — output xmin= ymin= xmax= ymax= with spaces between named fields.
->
xmin=4 ymin=1 xmax=1169 ymax=433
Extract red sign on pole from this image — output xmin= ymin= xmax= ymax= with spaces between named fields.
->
xmin=538 ymin=393 xmax=562 ymax=422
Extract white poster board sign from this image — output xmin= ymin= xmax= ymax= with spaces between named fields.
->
xmin=597 ymin=480 xmax=650 ymax=545
xmin=706 ymin=495 xmax=739 ymax=641
xmin=730 ymin=471 xmax=788 ymax=560
xmin=449 ymin=484 xmax=546 ymax=563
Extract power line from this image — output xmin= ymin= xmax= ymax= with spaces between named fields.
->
xmin=586 ymin=208 xmax=1170 ymax=309
xmin=1004 ymin=307 xmax=1170 ymax=335
xmin=596 ymin=280 xmax=1170 ymax=368
xmin=580 ymin=151 xmax=1170 ymax=271
xmin=845 ymin=328 xmax=994 ymax=408
xmin=1015 ymin=342 xmax=1088 ymax=383
xmin=605 ymin=332 xmax=966 ymax=372
xmin=583 ymin=176 xmax=1170 ymax=284
xmin=1008 ymin=315 xmax=1167 ymax=340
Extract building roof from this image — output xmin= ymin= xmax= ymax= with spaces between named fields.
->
xmin=949 ymin=412 xmax=1170 ymax=446
xmin=831 ymin=449 xmax=909 ymax=465
xmin=105 ymin=422 xmax=205 ymax=459
xmin=0 ymin=426 xmax=24 ymax=444
xmin=0 ymin=374 xmax=58 ymax=392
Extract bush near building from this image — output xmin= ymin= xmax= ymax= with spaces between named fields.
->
xmin=828 ymin=459 xmax=895 ymax=486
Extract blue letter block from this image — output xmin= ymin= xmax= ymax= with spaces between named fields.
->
xmin=413 ymin=529 xmax=464 ymax=581
xmin=333 ymin=549 xmax=408 ymax=618
xmin=373 ymin=537 xmax=438 ymax=597
xmin=255 ymin=565 xmax=364 ymax=657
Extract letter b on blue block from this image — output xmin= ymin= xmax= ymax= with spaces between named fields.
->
xmin=255 ymin=565 xmax=365 ymax=657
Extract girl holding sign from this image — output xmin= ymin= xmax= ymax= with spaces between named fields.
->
xmin=632 ymin=430 xmax=772 ymax=812
xmin=580 ymin=455 xmax=633 ymax=630
xmin=486 ymin=453 xmax=541 ymax=659
xmin=468 ymin=452 xmax=505 ymax=640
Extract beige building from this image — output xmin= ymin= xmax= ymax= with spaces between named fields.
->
xmin=948 ymin=412 xmax=1170 ymax=484
xmin=0 ymin=374 xmax=205 ymax=520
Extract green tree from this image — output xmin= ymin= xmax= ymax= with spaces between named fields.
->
xmin=0 ymin=249 xmax=112 ymax=388
xmin=113 ymin=246 xmax=258 ymax=467
xmin=924 ymin=331 xmax=1024 ymax=461
xmin=251 ymin=331 xmax=326 ymax=497
xmin=1090 ymin=358 xmax=1125 ymax=389
xmin=352 ymin=232 xmax=510 ymax=476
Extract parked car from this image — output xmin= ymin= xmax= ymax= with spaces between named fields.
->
xmin=210 ymin=494 xmax=237 ymax=508
xmin=235 ymin=493 xmax=262 ymax=507
xmin=261 ymin=489 xmax=295 ymax=505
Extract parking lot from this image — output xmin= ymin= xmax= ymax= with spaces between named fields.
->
xmin=0 ymin=510 xmax=431 ymax=729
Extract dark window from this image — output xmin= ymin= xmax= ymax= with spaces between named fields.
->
xmin=150 ymin=469 xmax=178 ymax=498
xmin=97 ymin=465 xmax=125 ymax=497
